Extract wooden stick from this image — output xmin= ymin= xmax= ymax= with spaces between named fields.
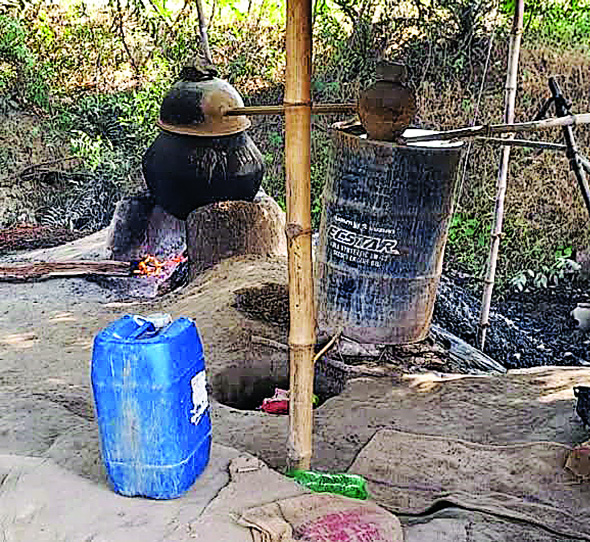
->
xmin=430 ymin=325 xmax=507 ymax=373
xmin=475 ymin=137 xmax=566 ymax=151
xmin=225 ymin=103 xmax=356 ymax=116
xmin=195 ymin=0 xmax=213 ymax=65
xmin=19 ymin=156 xmax=78 ymax=178
xmin=285 ymin=0 xmax=315 ymax=471
xmin=251 ymin=335 xmax=289 ymax=352
xmin=478 ymin=0 xmax=525 ymax=350
xmin=114 ymin=0 xmax=139 ymax=78
xmin=312 ymin=330 xmax=342 ymax=364
xmin=0 ymin=260 xmax=130 ymax=282
xmin=404 ymin=113 xmax=590 ymax=144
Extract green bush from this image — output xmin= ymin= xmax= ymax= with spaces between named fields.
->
xmin=1 ymin=0 xmax=589 ymax=295
xmin=503 ymin=0 xmax=590 ymax=46
xmin=0 ymin=14 xmax=52 ymax=109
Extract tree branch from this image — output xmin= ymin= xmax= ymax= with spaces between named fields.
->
xmin=115 ymin=0 xmax=140 ymax=78
xmin=195 ymin=0 xmax=213 ymax=65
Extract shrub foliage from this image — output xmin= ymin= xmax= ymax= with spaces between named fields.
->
xmin=1 ymin=0 xmax=589 ymax=289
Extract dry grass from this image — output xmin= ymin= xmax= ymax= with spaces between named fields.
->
xmin=0 ymin=114 xmax=72 ymax=226
xmin=405 ymin=40 xmax=590 ymax=281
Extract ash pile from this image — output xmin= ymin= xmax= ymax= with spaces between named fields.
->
xmin=434 ymin=275 xmax=590 ymax=369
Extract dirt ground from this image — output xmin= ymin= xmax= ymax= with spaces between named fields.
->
xmin=2 ymin=235 xmax=590 ymax=540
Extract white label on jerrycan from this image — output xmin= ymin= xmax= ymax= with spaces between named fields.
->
xmin=190 ymin=371 xmax=209 ymax=424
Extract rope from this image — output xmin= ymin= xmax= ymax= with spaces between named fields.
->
xmin=453 ymin=19 xmax=498 ymax=206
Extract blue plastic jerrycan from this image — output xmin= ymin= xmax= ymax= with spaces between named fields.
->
xmin=91 ymin=315 xmax=211 ymax=499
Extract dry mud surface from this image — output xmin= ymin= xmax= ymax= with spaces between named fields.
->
xmin=1 ymin=241 xmax=590 ymax=540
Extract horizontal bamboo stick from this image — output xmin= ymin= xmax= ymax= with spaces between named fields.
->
xmin=225 ymin=103 xmax=356 ymax=116
xmin=475 ymin=137 xmax=566 ymax=150
xmin=404 ymin=113 xmax=590 ymax=143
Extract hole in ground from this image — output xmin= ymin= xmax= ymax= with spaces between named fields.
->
xmin=210 ymin=357 xmax=346 ymax=411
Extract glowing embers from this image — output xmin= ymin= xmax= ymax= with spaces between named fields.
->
xmin=133 ymin=254 xmax=187 ymax=277
xmin=93 ymin=251 xmax=189 ymax=298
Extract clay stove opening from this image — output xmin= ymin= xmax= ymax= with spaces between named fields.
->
xmin=101 ymin=189 xmax=288 ymax=299
xmin=96 ymin=192 xmax=189 ymax=298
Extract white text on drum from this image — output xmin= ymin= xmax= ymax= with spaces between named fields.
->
xmin=328 ymin=225 xmax=400 ymax=255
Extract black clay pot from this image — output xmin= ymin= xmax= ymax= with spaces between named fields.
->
xmin=142 ymin=131 xmax=264 ymax=220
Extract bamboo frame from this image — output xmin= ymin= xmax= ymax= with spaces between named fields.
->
xmin=285 ymin=0 xmax=315 ymax=470
xmin=403 ymin=113 xmax=590 ymax=143
xmin=478 ymin=0 xmax=525 ymax=350
xmin=549 ymin=77 xmax=590 ymax=216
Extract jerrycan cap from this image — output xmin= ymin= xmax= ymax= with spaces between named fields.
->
xmin=128 ymin=313 xmax=173 ymax=340
xmin=145 ymin=313 xmax=173 ymax=329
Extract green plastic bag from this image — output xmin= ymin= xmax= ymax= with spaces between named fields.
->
xmin=286 ymin=469 xmax=369 ymax=500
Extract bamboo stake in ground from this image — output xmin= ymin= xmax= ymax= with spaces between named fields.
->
xmin=285 ymin=0 xmax=315 ymax=470
xmin=478 ymin=0 xmax=525 ymax=350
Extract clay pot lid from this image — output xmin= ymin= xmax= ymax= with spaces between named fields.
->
xmin=158 ymin=66 xmax=251 ymax=137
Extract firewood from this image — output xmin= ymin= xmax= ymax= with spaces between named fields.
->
xmin=0 ymin=260 xmax=130 ymax=282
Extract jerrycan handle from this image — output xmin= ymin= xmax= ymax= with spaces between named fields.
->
xmin=127 ymin=316 xmax=156 ymax=340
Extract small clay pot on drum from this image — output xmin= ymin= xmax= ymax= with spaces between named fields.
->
xmin=142 ymin=67 xmax=264 ymax=220
xmin=358 ymin=61 xmax=416 ymax=142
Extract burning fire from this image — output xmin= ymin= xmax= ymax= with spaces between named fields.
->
xmin=133 ymin=254 xmax=187 ymax=277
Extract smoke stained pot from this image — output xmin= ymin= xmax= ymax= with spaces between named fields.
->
xmin=142 ymin=67 xmax=264 ymax=220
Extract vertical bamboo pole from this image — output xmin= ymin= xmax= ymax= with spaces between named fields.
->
xmin=285 ymin=0 xmax=315 ymax=470
xmin=478 ymin=0 xmax=524 ymax=349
